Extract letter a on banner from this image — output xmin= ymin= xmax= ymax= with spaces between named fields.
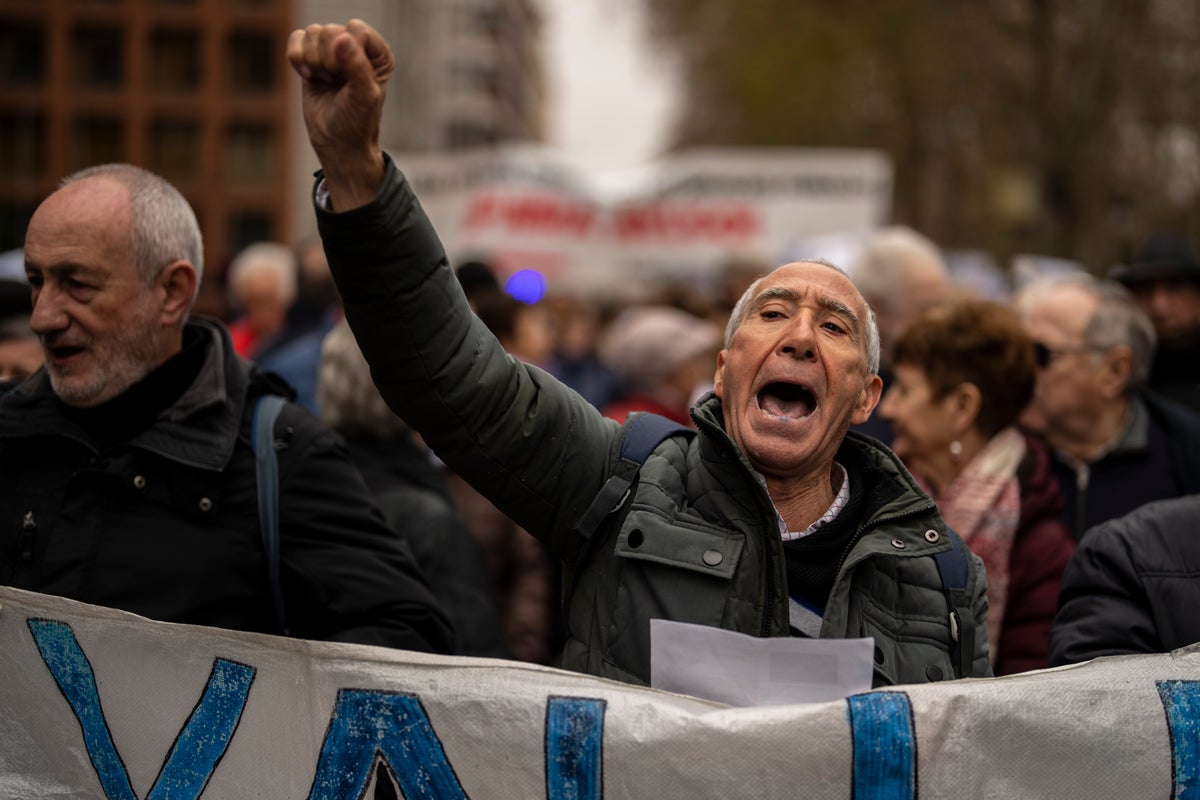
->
xmin=546 ymin=696 xmax=606 ymax=800
xmin=846 ymin=692 xmax=916 ymax=800
xmin=1158 ymin=680 xmax=1200 ymax=800
xmin=308 ymin=689 xmax=466 ymax=800
xmin=27 ymin=619 xmax=256 ymax=800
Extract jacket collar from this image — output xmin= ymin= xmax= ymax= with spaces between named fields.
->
xmin=0 ymin=318 xmax=252 ymax=471
xmin=690 ymin=391 xmax=938 ymax=527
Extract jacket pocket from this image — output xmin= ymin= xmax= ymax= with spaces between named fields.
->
xmin=861 ymin=604 xmax=957 ymax=687
xmin=614 ymin=508 xmax=744 ymax=579
xmin=604 ymin=508 xmax=747 ymax=682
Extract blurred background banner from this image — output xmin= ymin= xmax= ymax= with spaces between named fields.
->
xmin=395 ymin=144 xmax=891 ymax=298
xmin=2 ymin=585 xmax=1197 ymax=800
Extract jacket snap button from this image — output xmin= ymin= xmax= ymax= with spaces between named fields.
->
xmin=132 ymin=476 xmax=146 ymax=490
xmin=874 ymin=645 xmax=885 ymax=665
xmin=924 ymin=529 xmax=940 ymax=543
xmin=926 ymin=664 xmax=944 ymax=682
xmin=198 ymin=497 xmax=213 ymax=512
xmin=627 ymin=530 xmax=644 ymax=548
xmin=702 ymin=549 xmax=723 ymax=566
xmin=891 ymin=538 xmax=906 ymax=549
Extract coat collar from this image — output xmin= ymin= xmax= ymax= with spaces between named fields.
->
xmin=0 ymin=318 xmax=254 ymax=471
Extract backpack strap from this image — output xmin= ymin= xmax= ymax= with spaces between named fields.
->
xmin=574 ymin=413 xmax=694 ymax=541
xmin=932 ymin=529 xmax=975 ymax=679
xmin=251 ymin=394 xmax=288 ymax=635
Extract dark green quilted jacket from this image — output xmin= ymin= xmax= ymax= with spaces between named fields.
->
xmin=316 ymin=159 xmax=992 ymax=688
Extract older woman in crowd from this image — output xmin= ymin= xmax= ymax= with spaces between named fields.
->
xmin=878 ymin=299 xmax=1075 ymax=675
xmin=319 ymin=319 xmax=510 ymax=659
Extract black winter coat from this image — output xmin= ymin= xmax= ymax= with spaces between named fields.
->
xmin=1048 ymin=494 xmax=1200 ymax=665
xmin=345 ymin=435 xmax=511 ymax=658
xmin=0 ymin=318 xmax=453 ymax=653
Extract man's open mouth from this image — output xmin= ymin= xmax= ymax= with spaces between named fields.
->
xmin=48 ymin=345 xmax=85 ymax=362
xmin=757 ymin=382 xmax=816 ymax=419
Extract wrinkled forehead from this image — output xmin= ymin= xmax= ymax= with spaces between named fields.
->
xmin=758 ymin=261 xmax=868 ymax=314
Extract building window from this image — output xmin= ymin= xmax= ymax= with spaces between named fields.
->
xmin=0 ymin=201 xmax=37 ymax=252
xmin=225 ymin=123 xmax=275 ymax=183
xmin=227 ymin=32 xmax=274 ymax=93
xmin=0 ymin=20 xmax=45 ymax=87
xmin=71 ymin=26 xmax=123 ymax=89
xmin=227 ymin=211 xmax=273 ymax=256
xmin=150 ymin=119 xmax=200 ymax=180
xmin=72 ymin=117 xmax=124 ymax=169
xmin=0 ymin=112 xmax=46 ymax=178
xmin=149 ymin=29 xmax=200 ymax=92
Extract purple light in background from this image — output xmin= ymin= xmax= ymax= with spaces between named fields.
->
xmin=505 ymin=269 xmax=547 ymax=304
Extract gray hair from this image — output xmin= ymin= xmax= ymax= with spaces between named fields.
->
xmin=1019 ymin=272 xmax=1157 ymax=393
xmin=850 ymin=225 xmax=947 ymax=313
xmin=226 ymin=242 xmax=298 ymax=310
xmin=318 ymin=318 xmax=410 ymax=440
xmin=724 ymin=259 xmax=881 ymax=376
xmin=59 ymin=164 xmax=203 ymax=300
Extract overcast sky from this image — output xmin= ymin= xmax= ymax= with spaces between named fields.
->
xmin=535 ymin=0 xmax=679 ymax=176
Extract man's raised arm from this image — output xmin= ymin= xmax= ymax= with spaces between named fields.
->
xmin=287 ymin=19 xmax=391 ymax=211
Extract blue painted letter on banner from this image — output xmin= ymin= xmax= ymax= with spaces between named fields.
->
xmin=546 ymin=696 xmax=606 ymax=800
xmin=846 ymin=691 xmax=916 ymax=800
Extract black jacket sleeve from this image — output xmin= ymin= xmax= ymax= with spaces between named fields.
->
xmin=1048 ymin=495 xmax=1200 ymax=666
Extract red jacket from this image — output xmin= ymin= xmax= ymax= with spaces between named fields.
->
xmin=996 ymin=432 xmax=1076 ymax=675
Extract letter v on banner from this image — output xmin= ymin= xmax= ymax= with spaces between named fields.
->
xmin=26 ymin=619 xmax=256 ymax=800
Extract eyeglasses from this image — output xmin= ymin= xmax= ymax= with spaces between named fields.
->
xmin=1032 ymin=341 xmax=1102 ymax=369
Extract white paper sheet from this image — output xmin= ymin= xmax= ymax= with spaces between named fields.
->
xmin=650 ymin=619 xmax=874 ymax=706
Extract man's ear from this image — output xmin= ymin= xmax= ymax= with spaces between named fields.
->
xmin=159 ymin=260 xmax=197 ymax=325
xmin=712 ymin=350 xmax=727 ymax=400
xmin=1098 ymin=345 xmax=1134 ymax=399
xmin=851 ymin=373 xmax=884 ymax=425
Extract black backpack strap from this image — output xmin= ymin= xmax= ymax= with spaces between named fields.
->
xmin=251 ymin=394 xmax=288 ymax=635
xmin=574 ymin=413 xmax=694 ymax=541
xmin=932 ymin=529 xmax=975 ymax=679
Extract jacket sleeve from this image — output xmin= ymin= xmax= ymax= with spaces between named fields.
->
xmin=275 ymin=405 xmax=456 ymax=653
xmin=314 ymin=159 xmax=620 ymax=558
xmin=996 ymin=514 xmax=1075 ymax=675
xmin=1047 ymin=521 xmax=1157 ymax=666
xmin=967 ymin=545 xmax=994 ymax=678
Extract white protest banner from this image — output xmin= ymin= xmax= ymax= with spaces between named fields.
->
xmin=390 ymin=145 xmax=892 ymax=298
xmin=1 ymin=585 xmax=1197 ymax=799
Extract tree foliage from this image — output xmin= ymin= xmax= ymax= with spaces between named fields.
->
xmin=644 ymin=0 xmax=1200 ymax=270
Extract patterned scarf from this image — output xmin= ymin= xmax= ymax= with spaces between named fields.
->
xmin=934 ymin=426 xmax=1025 ymax=664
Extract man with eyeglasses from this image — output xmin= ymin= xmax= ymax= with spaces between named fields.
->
xmin=1015 ymin=272 xmax=1200 ymax=541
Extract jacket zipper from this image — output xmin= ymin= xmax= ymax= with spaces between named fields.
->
xmin=18 ymin=511 xmax=35 ymax=564
xmin=1074 ymin=464 xmax=1090 ymax=540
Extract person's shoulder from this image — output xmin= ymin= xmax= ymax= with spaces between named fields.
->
xmin=1142 ymin=389 xmax=1200 ymax=436
xmin=1081 ymin=494 xmax=1200 ymax=563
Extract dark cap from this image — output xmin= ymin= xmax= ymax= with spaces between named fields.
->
xmin=1109 ymin=233 xmax=1200 ymax=286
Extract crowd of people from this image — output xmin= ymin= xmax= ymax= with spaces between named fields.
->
xmin=2 ymin=19 xmax=1198 ymax=700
